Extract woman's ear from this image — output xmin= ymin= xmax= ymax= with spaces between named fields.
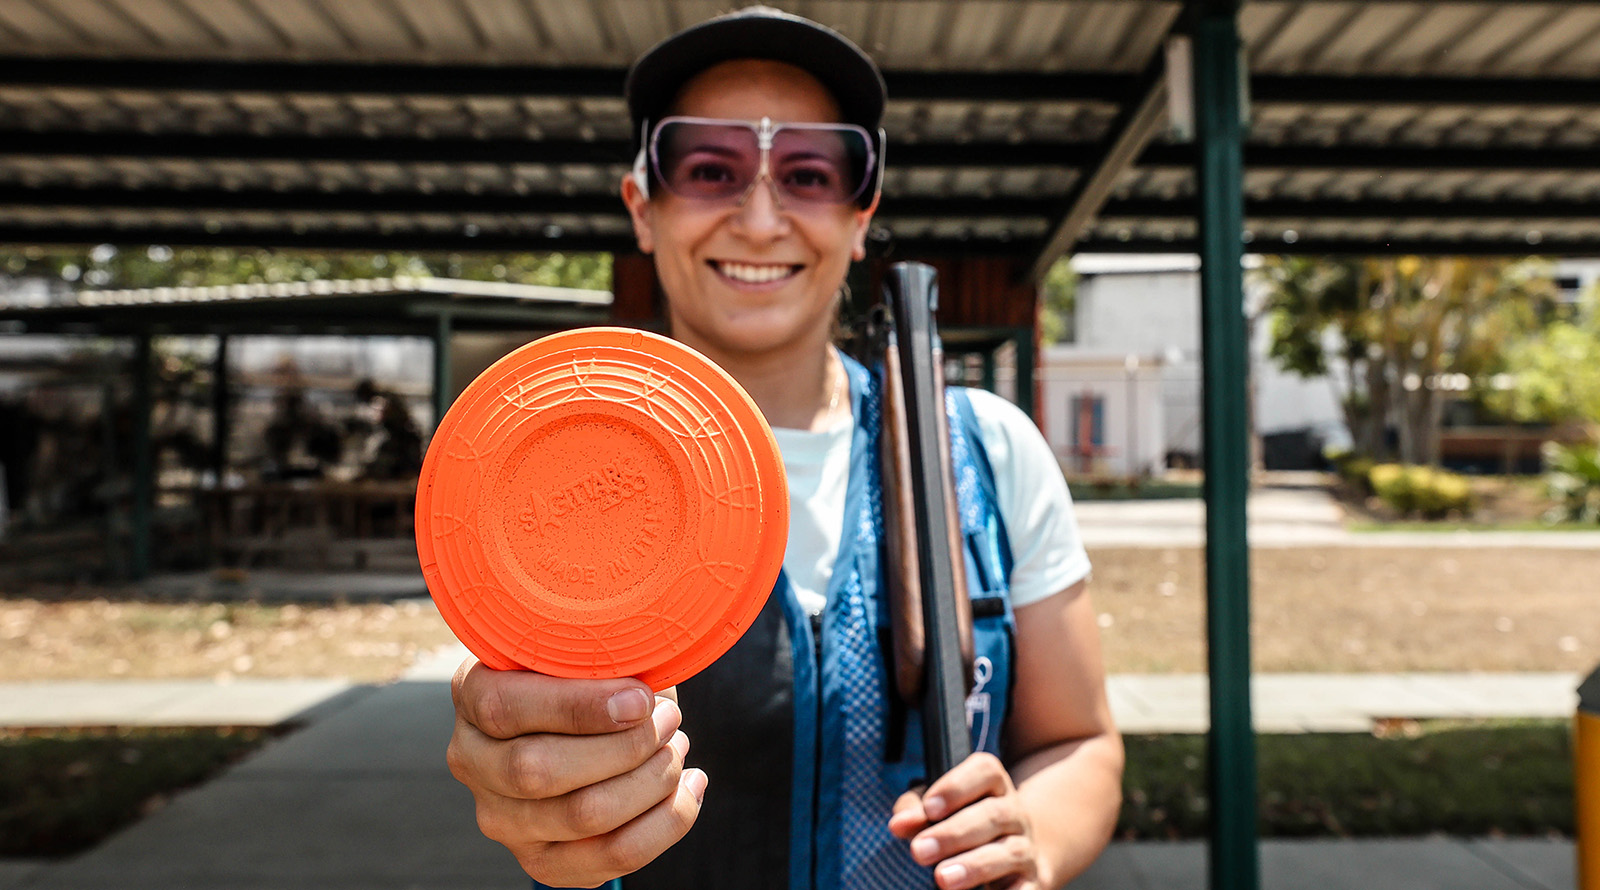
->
xmin=850 ymin=192 xmax=880 ymax=262
xmin=620 ymin=173 xmax=655 ymax=254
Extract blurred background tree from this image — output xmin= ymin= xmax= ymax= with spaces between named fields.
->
xmin=1255 ymin=255 xmax=1557 ymax=465
xmin=1038 ymin=258 xmax=1077 ymax=345
xmin=0 ymin=245 xmax=611 ymax=296
xmin=1488 ymin=284 xmax=1600 ymax=433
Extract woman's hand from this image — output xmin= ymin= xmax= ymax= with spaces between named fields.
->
xmin=887 ymin=751 xmax=1045 ymax=890
xmin=447 ymin=657 xmax=706 ymax=887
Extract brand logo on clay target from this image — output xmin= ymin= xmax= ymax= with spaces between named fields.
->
xmin=519 ymin=460 xmax=648 ymax=535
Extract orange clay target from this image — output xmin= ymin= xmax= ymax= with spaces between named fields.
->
xmin=415 ymin=327 xmax=788 ymax=691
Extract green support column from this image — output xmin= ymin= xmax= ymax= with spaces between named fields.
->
xmin=131 ymin=334 xmax=154 ymax=581
xmin=1192 ymin=3 xmax=1259 ymax=889
xmin=99 ymin=380 xmax=122 ymax=578
xmin=1012 ymin=327 xmax=1036 ymax=424
xmin=433 ymin=313 xmax=453 ymax=431
xmin=211 ymin=335 xmax=230 ymax=484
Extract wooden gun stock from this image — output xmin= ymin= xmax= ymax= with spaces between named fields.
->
xmin=878 ymin=261 xmax=976 ymax=781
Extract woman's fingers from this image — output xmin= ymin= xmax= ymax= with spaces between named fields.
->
xmin=918 ymin=751 xmax=1012 ymax=821
xmin=449 ymin=697 xmax=683 ymax=799
xmin=472 ymin=730 xmax=691 ymax=844
xmin=907 ymin=796 xmax=1028 ymax=866
xmin=888 ymin=786 xmax=929 ymax=838
xmin=518 ymin=765 xmax=709 ymax=887
xmin=446 ymin=656 xmax=701 ymax=886
xmin=927 ymin=830 xmax=1038 ymax=890
xmin=451 ymin=658 xmax=664 ymax=739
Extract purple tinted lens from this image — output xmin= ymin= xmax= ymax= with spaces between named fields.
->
xmin=654 ymin=122 xmax=760 ymax=200
xmin=772 ymin=127 xmax=870 ymax=204
xmin=653 ymin=120 xmax=872 ymax=205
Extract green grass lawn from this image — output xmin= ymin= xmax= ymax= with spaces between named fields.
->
xmin=1067 ymin=479 xmax=1205 ymax=501
xmin=0 ymin=720 xmax=1574 ymax=858
xmin=0 ymin=726 xmax=276 ymax=857
xmin=1121 ymin=720 xmax=1572 ymax=839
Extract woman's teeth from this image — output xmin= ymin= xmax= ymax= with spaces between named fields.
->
xmin=717 ymin=262 xmax=796 ymax=283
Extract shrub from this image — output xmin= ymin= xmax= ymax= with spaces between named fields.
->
xmin=1542 ymin=441 xmax=1600 ymax=524
xmin=1330 ymin=451 xmax=1376 ymax=496
xmin=1368 ymin=463 xmax=1473 ymax=519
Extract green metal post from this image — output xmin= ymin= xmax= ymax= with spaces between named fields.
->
xmin=980 ymin=348 xmax=996 ymax=394
xmin=130 ymin=334 xmax=154 ymax=580
xmin=1012 ymin=327 xmax=1037 ymax=424
xmin=99 ymin=379 xmax=122 ymax=579
xmin=1192 ymin=3 xmax=1259 ymax=889
xmin=211 ymin=335 xmax=230 ymax=484
xmin=433 ymin=313 xmax=453 ymax=431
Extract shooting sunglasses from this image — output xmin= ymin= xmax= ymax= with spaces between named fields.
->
xmin=634 ymin=115 xmax=881 ymax=208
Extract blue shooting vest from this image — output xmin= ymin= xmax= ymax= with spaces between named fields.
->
xmin=542 ymin=354 xmax=1018 ymax=890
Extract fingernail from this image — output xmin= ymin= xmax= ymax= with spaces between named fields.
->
xmin=923 ymin=795 xmax=948 ymax=820
xmin=936 ymin=863 xmax=967 ymax=887
xmin=669 ymin=730 xmax=690 ymax=759
xmin=607 ymin=688 xmax=651 ymax=724
xmin=652 ymin=698 xmax=683 ymax=738
xmin=685 ymin=767 xmax=708 ymax=803
xmin=911 ymin=836 xmax=939 ymax=862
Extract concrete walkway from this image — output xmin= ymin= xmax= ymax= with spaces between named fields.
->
xmin=1109 ymin=671 xmax=1580 ymax=733
xmin=1 ymin=666 xmax=1580 ymax=735
xmin=0 ymin=646 xmax=1581 ymax=889
xmin=1074 ymin=485 xmax=1600 ymax=549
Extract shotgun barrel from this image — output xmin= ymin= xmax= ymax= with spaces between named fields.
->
xmin=878 ymin=261 xmax=976 ymax=781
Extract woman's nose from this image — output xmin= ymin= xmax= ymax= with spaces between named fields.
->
xmin=730 ymin=175 xmax=790 ymax=240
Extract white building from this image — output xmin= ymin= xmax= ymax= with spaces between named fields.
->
xmin=1040 ymin=253 xmax=1348 ymax=474
xmin=1037 ymin=347 xmax=1167 ymax=477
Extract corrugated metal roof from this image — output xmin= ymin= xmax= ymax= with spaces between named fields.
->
xmin=8 ymin=1 xmax=1600 ymax=76
xmin=0 ymin=0 xmax=1182 ymax=69
xmin=0 ymin=0 xmax=1598 ymax=263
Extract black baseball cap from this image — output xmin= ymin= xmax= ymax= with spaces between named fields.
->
xmin=624 ymin=6 xmax=887 ymax=146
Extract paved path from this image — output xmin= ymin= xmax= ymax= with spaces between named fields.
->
xmin=1074 ymin=485 xmax=1600 ymax=549
xmin=1109 ymin=671 xmax=1581 ymax=734
xmin=0 ymin=679 xmax=354 ymax=728
xmin=0 ymin=647 xmax=1579 ymax=890
xmin=1073 ymin=837 xmax=1573 ymax=890
xmin=0 ymin=666 xmax=1580 ymax=735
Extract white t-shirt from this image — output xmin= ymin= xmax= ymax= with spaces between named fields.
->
xmin=770 ymin=388 xmax=1091 ymax=616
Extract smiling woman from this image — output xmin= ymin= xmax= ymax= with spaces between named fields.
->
xmin=443 ymin=8 xmax=1123 ymax=890
xmin=619 ymin=59 xmax=877 ymax=413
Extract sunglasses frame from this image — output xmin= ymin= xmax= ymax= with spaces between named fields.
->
xmin=634 ymin=115 xmax=883 ymax=208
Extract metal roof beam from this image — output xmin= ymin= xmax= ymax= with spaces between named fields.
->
xmin=4 ymin=56 xmax=1598 ymax=107
xmin=0 ymin=132 xmax=635 ymax=167
xmin=0 ymin=59 xmax=627 ymax=97
xmin=1105 ymin=197 xmax=1600 ymax=220
xmin=1072 ymin=237 xmax=1600 ymax=257
xmin=4 ymin=221 xmax=1592 ymax=263
xmin=1143 ymin=144 xmax=1600 ymax=170
xmin=0 ymin=186 xmax=623 ymax=216
xmin=0 ymin=58 xmax=1132 ymax=103
xmin=0 ymin=185 xmax=1064 ymax=219
xmin=1250 ymin=75 xmax=1600 ymax=106
xmin=0 ymin=132 xmax=1094 ymax=168
xmin=8 ymin=188 xmax=1600 ymax=225
xmin=1024 ymin=26 xmax=1177 ymax=281
xmin=10 ymin=132 xmax=1600 ymax=172
xmin=0 ymin=224 xmax=1035 ymax=258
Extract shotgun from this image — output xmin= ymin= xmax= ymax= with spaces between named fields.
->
xmin=877 ymin=261 xmax=976 ymax=781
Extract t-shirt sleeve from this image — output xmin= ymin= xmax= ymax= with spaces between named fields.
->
xmin=964 ymin=388 xmax=1091 ymax=608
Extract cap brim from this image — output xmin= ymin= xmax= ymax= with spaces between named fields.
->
xmin=626 ymin=12 xmax=884 ymax=135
